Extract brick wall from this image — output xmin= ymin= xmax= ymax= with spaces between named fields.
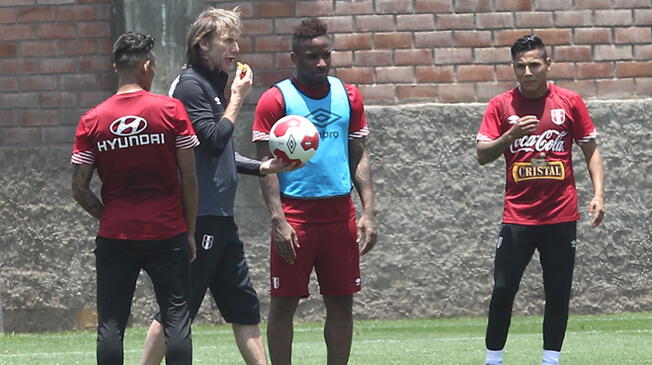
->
xmin=208 ymin=0 xmax=652 ymax=105
xmin=0 ymin=0 xmax=115 ymax=146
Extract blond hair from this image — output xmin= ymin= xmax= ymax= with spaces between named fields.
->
xmin=186 ymin=7 xmax=242 ymax=65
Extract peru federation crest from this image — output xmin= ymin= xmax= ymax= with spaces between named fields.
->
xmin=550 ymin=109 xmax=566 ymax=125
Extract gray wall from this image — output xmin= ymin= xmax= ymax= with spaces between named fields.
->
xmin=1 ymin=100 xmax=650 ymax=332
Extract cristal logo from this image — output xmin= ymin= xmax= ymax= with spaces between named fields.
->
xmin=510 ymin=129 xmax=567 ymax=153
xmin=109 ymin=116 xmax=148 ymax=136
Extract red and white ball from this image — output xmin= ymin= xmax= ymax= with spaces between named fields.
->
xmin=269 ymin=115 xmax=319 ymax=163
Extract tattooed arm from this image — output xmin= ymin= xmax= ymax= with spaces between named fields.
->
xmin=71 ymin=163 xmax=103 ymax=219
xmin=349 ymin=137 xmax=377 ymax=255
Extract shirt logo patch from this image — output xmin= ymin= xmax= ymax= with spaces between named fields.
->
xmin=109 ymin=116 xmax=148 ymax=136
xmin=201 ymin=234 xmax=214 ymax=250
xmin=550 ymin=109 xmax=566 ymax=125
xmin=214 ymin=97 xmax=221 ymax=105
xmin=512 ymin=160 xmax=565 ymax=182
xmin=272 ymin=277 xmax=280 ymax=289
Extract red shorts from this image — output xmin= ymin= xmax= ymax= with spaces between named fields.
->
xmin=269 ymin=214 xmax=361 ymax=297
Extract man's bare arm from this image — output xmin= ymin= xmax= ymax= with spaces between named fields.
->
xmin=71 ymin=163 xmax=103 ymax=219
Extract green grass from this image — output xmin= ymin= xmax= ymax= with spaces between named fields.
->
xmin=1 ymin=312 xmax=650 ymax=364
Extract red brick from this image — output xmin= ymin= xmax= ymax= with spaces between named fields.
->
xmin=616 ymin=61 xmax=652 ymax=77
xmin=555 ymin=80 xmax=596 ymax=98
xmin=93 ymin=71 xmax=116 ymax=90
xmin=38 ymin=0 xmax=75 ymax=3
xmin=334 ymin=67 xmax=374 ymax=84
xmin=60 ymin=39 xmax=98 ymax=55
xmin=395 ymin=49 xmax=433 ymax=65
xmin=548 ymin=62 xmax=575 ymax=79
xmin=477 ymin=13 xmax=514 ymax=29
xmin=0 ymin=110 xmax=18 ymax=126
xmin=415 ymin=0 xmax=452 ymax=12
xmin=495 ymin=29 xmax=533 ymax=46
xmin=457 ymin=65 xmax=494 ymax=82
xmin=438 ymin=83 xmax=476 ymax=102
xmin=396 ymin=85 xmax=438 ymax=100
xmin=58 ymin=108 xmax=86 ymax=126
xmin=354 ymin=50 xmax=392 ymax=66
xmin=415 ymin=65 xmax=454 ymax=82
xmin=634 ymin=44 xmax=652 ymax=60
xmin=496 ymin=64 xmax=515 ymax=80
xmin=614 ymin=0 xmax=651 ymax=8
xmin=575 ymin=28 xmax=612 ymax=44
xmin=375 ymin=66 xmax=414 ymax=83
xmin=39 ymin=91 xmax=77 ymax=108
xmin=596 ymin=79 xmax=635 ymax=97
xmin=20 ymin=109 xmax=59 ymax=126
xmin=39 ymin=57 xmax=76 ymax=73
xmin=0 ymin=59 xmax=37 ymax=74
xmin=554 ymin=10 xmax=593 ymax=27
xmin=475 ymin=47 xmax=511 ymax=64
xmin=334 ymin=33 xmax=372 ymax=50
xmin=636 ymin=77 xmax=652 ymax=95
xmin=595 ymin=10 xmax=634 ymax=26
xmin=577 ymin=62 xmax=614 ymax=79
xmin=61 ymin=74 xmax=97 ymax=90
xmin=96 ymin=38 xmax=112 ymax=54
xmin=615 ymin=27 xmax=652 ymax=44
xmin=18 ymin=75 xmax=57 ymax=91
xmin=57 ymin=5 xmax=96 ymax=21
xmin=254 ymin=36 xmax=291 ymax=52
xmin=255 ymin=2 xmax=294 ymax=18
xmin=594 ymin=45 xmax=633 ymax=61
xmin=0 ymin=92 xmax=37 ymax=108
xmin=238 ymin=37 xmax=253 ymax=53
xmin=375 ymin=33 xmax=412 ymax=49
xmin=534 ymin=29 xmax=572 ymax=45
xmin=95 ymin=4 xmax=110 ymax=20
xmin=79 ymin=55 xmax=112 ymax=72
xmin=79 ymin=91 xmax=112 ymax=107
xmin=455 ymin=0 xmax=492 ymax=12
xmin=454 ymin=31 xmax=492 ymax=47
xmin=0 ymin=42 xmax=18 ymax=57
xmin=0 ymin=127 xmax=40 ymax=144
xmin=275 ymin=18 xmax=301 ymax=34
xmin=575 ymin=0 xmax=611 ymax=8
xmin=377 ymin=0 xmax=413 ymax=13
xmin=238 ymin=53 xmax=274 ymax=71
xmin=20 ymin=40 xmax=56 ymax=56
xmin=0 ymin=8 xmax=17 ymax=23
xmin=0 ymin=24 xmax=36 ymax=40
xmin=435 ymin=14 xmax=475 ymax=30
xmin=17 ymin=6 xmax=55 ymax=22
xmin=635 ymin=9 xmax=652 ymax=25
xmin=495 ymin=0 xmax=532 ymax=11
xmin=397 ymin=14 xmax=435 ymax=31
xmin=533 ymin=0 xmax=573 ymax=10
xmin=255 ymin=69 xmax=292 ymax=88
xmin=322 ymin=17 xmax=355 ymax=33
xmin=356 ymin=15 xmax=396 ymax=32
xmin=553 ymin=46 xmax=591 ymax=61
xmin=41 ymin=125 xmax=75 ymax=143
xmin=477 ymin=81 xmax=517 ymax=101
xmin=2 ymin=0 xmax=36 ymax=5
xmin=79 ymin=0 xmax=110 ymax=3
xmin=296 ymin=1 xmax=333 ymax=16
xmin=275 ymin=53 xmax=294 ymax=68
xmin=434 ymin=48 xmax=473 ymax=65
xmin=335 ymin=0 xmax=374 ymax=15
xmin=357 ymin=84 xmax=396 ymax=103
xmin=332 ymin=51 xmax=353 ymax=66
xmin=77 ymin=22 xmax=111 ymax=38
xmin=37 ymin=23 xmax=76 ymax=38
xmin=515 ymin=12 xmax=553 ymax=27
xmin=414 ymin=31 xmax=454 ymax=47
xmin=0 ymin=76 xmax=18 ymax=90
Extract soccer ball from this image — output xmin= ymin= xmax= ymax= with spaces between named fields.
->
xmin=269 ymin=115 xmax=319 ymax=163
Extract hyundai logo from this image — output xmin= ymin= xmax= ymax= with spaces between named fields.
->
xmin=109 ymin=116 xmax=148 ymax=136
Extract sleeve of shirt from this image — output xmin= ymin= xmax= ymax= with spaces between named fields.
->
xmin=172 ymin=98 xmax=200 ymax=149
xmin=70 ymin=115 xmax=96 ymax=165
xmin=235 ymin=152 xmax=263 ymax=176
xmin=571 ymin=94 xmax=598 ymax=144
xmin=476 ymin=98 xmax=502 ymax=142
xmin=252 ymin=87 xmax=286 ymax=142
xmin=345 ymin=83 xmax=369 ymax=140
xmin=173 ymin=77 xmax=232 ymax=155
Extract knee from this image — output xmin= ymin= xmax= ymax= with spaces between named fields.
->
xmin=492 ymin=280 xmax=519 ymax=300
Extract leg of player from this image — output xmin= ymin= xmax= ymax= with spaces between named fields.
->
xmin=233 ymin=323 xmax=267 ymax=365
xmin=267 ymin=296 xmax=300 ymax=365
xmin=322 ymin=294 xmax=353 ymax=365
xmin=141 ymin=320 xmax=165 ymax=365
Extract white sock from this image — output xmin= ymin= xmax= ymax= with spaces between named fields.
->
xmin=485 ymin=349 xmax=504 ymax=365
xmin=542 ymin=349 xmax=561 ymax=365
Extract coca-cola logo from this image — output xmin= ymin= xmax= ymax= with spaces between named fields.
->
xmin=109 ymin=116 xmax=148 ymax=137
xmin=510 ymin=130 xmax=567 ymax=153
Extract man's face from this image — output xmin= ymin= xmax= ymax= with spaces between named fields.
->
xmin=292 ymin=36 xmax=331 ymax=86
xmin=203 ymin=30 xmax=239 ymax=71
xmin=512 ymin=48 xmax=551 ymax=97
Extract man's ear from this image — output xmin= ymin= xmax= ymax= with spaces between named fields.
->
xmin=545 ymin=57 xmax=552 ymax=70
xmin=143 ymin=59 xmax=151 ymax=72
xmin=290 ymin=51 xmax=297 ymax=64
xmin=112 ymin=63 xmax=118 ymax=73
xmin=198 ymin=38 xmax=210 ymax=53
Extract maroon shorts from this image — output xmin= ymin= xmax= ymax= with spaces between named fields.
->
xmin=269 ymin=214 xmax=361 ymax=297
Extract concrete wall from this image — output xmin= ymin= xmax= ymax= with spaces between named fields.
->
xmin=1 ymin=100 xmax=650 ymax=332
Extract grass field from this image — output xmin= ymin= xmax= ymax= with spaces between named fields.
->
xmin=0 ymin=312 xmax=650 ymax=364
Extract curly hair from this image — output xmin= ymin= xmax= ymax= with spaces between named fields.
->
xmin=112 ymin=32 xmax=155 ymax=69
xmin=511 ymin=34 xmax=547 ymax=60
xmin=186 ymin=7 xmax=242 ymax=65
xmin=292 ymin=18 xmax=329 ymax=51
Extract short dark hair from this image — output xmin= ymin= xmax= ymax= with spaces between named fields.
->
xmin=511 ymin=34 xmax=547 ymax=60
xmin=112 ymin=32 xmax=155 ymax=69
xmin=292 ymin=18 xmax=329 ymax=52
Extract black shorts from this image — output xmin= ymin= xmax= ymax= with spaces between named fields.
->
xmin=156 ymin=216 xmax=260 ymax=325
